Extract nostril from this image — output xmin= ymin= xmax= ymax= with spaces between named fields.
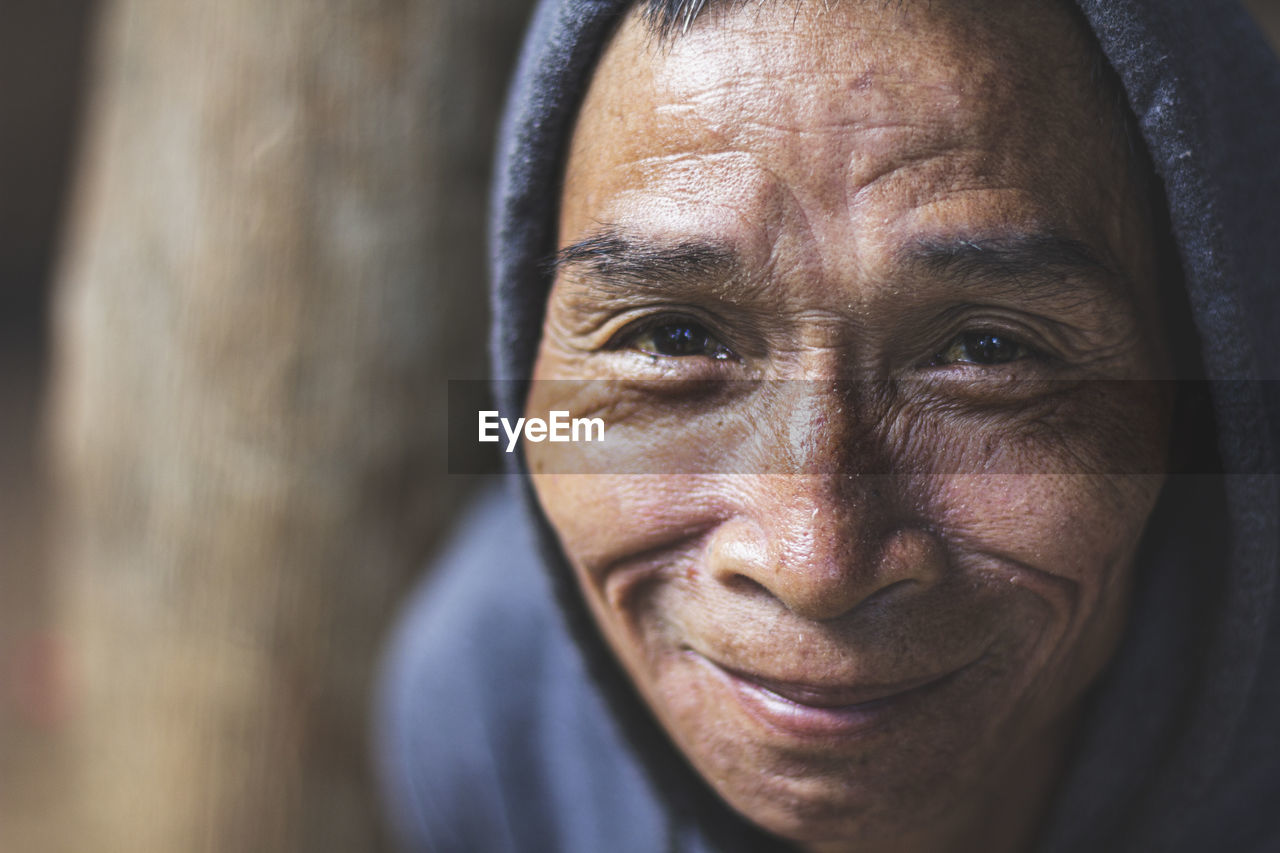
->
xmin=723 ymin=573 xmax=772 ymax=599
xmin=856 ymin=577 xmax=916 ymax=609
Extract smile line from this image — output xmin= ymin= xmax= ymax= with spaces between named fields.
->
xmin=705 ymin=657 xmax=968 ymax=710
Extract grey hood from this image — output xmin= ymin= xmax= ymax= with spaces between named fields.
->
xmin=378 ymin=1 xmax=1280 ymax=850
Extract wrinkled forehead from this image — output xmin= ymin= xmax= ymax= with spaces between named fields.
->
xmin=559 ymin=0 xmax=1141 ymax=275
xmin=633 ymin=0 xmax=1098 ymax=84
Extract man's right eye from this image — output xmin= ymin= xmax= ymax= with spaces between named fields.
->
xmin=626 ymin=319 xmax=735 ymax=360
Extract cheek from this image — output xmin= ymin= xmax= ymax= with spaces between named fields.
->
xmin=926 ymin=469 xmax=1163 ymax=702
xmin=530 ymin=469 xmax=734 ymax=719
xmin=926 ymin=382 xmax=1168 ymax=587
xmin=530 ymin=470 xmax=724 ymax=572
xmin=893 ymin=379 xmax=1170 ymax=590
xmin=932 ymin=473 xmax=1164 ymax=573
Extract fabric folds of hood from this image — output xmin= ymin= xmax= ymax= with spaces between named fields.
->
xmin=377 ymin=1 xmax=1280 ymax=850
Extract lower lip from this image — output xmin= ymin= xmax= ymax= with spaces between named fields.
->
xmin=699 ymin=658 xmax=958 ymax=740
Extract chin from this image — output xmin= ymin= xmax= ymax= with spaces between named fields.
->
xmin=610 ymin=614 xmax=1101 ymax=853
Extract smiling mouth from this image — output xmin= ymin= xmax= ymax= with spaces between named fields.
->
xmin=695 ymin=653 xmax=975 ymax=739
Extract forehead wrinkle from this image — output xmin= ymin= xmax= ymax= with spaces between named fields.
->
xmin=641 ymin=3 xmax=1107 ymax=154
xmin=674 ymin=66 xmax=972 ymax=139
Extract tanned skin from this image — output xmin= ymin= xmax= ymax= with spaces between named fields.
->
xmin=527 ymin=2 xmax=1171 ymax=850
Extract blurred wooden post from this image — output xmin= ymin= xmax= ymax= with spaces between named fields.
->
xmin=46 ymin=0 xmax=530 ymax=849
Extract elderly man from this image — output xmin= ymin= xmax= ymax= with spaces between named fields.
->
xmin=378 ymin=1 xmax=1280 ymax=851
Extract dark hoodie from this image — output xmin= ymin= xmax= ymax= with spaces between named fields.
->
xmin=376 ymin=1 xmax=1280 ymax=850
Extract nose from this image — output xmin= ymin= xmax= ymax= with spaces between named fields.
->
xmin=707 ymin=478 xmax=946 ymax=621
xmin=706 ymin=383 xmax=945 ymax=621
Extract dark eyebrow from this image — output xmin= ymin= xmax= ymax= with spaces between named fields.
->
xmin=900 ymin=234 xmax=1127 ymax=301
xmin=550 ymin=228 xmax=1127 ymax=307
xmin=547 ymin=228 xmax=739 ymax=296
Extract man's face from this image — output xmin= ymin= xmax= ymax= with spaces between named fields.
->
xmin=528 ymin=0 xmax=1170 ymax=849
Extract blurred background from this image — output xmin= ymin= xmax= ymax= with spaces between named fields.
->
xmin=0 ymin=2 xmax=1276 ymax=850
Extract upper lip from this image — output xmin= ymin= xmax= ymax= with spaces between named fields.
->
xmin=703 ymin=656 xmax=973 ymax=709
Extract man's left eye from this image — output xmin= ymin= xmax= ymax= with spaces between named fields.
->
xmin=629 ymin=320 xmax=735 ymax=360
xmin=932 ymin=331 xmax=1030 ymax=366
